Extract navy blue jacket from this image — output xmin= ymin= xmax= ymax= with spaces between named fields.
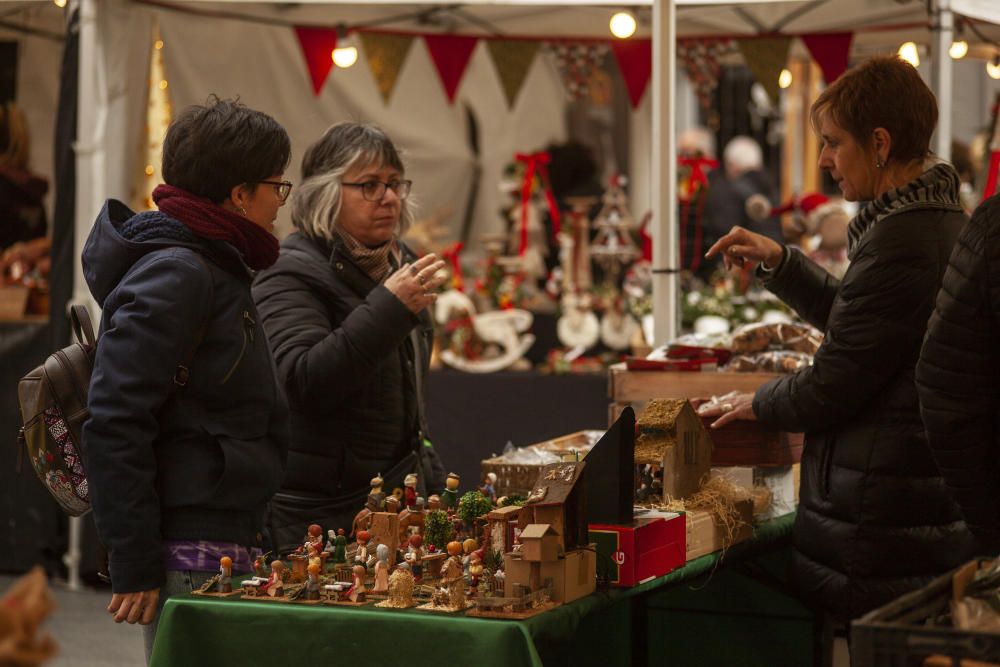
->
xmin=82 ymin=200 xmax=288 ymax=593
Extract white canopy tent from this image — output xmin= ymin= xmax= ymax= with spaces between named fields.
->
xmin=3 ymin=0 xmax=1000 ymax=587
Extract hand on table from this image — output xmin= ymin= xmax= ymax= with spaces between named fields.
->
xmin=108 ymin=588 xmax=160 ymax=625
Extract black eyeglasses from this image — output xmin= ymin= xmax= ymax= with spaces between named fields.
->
xmin=343 ymin=179 xmax=412 ymax=202
xmin=259 ymin=180 xmax=293 ymax=203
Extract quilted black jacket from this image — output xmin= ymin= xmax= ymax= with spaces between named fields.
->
xmin=917 ymin=193 xmax=1000 ymax=554
xmin=753 ymin=205 xmax=975 ymax=620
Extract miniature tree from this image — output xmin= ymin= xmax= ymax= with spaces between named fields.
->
xmin=498 ymin=494 xmax=526 ymax=507
xmin=458 ymin=491 xmax=493 ymax=532
xmin=424 ymin=509 xmax=455 ymax=552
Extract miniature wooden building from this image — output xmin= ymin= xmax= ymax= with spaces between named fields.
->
xmin=520 ymin=524 xmax=559 ymax=562
xmin=487 ymin=505 xmax=523 ymax=555
xmin=635 ymin=399 xmax=713 ymax=500
xmin=519 ymin=461 xmax=587 ymax=554
xmin=369 ymin=512 xmax=400 ymax=565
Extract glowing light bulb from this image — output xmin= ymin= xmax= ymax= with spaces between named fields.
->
xmin=144 ymin=165 xmax=154 ymax=176
xmin=53 ymin=0 xmax=67 ymax=7
xmin=778 ymin=69 xmax=793 ymax=89
xmin=987 ymin=56 xmax=1000 ymax=80
xmin=158 ymin=80 xmax=168 ymax=90
xmin=949 ymin=40 xmax=968 ymax=59
xmin=332 ymin=46 xmax=358 ymax=69
xmin=609 ymin=12 xmax=637 ymax=39
xmin=898 ymin=42 xmax=920 ymax=67
xmin=155 ymin=40 xmax=164 ymax=51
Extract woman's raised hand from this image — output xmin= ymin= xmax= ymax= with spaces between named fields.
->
xmin=705 ymin=226 xmax=784 ymax=272
xmin=385 ymin=253 xmax=448 ymax=314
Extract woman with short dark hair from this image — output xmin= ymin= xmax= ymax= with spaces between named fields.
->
xmin=253 ymin=122 xmax=449 ymax=553
xmin=701 ymin=56 xmax=975 ymax=621
xmin=81 ymin=97 xmax=291 ymax=661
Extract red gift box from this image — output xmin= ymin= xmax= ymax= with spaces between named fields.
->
xmin=589 ymin=512 xmax=686 ymax=587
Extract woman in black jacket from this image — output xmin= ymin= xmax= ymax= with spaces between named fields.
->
xmin=253 ymin=123 xmax=449 ymax=552
xmin=917 ymin=193 xmax=1000 ymax=554
xmin=81 ymin=98 xmax=291 ymax=661
xmin=701 ymin=56 xmax=975 ymax=621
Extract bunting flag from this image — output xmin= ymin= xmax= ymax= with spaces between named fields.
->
xmin=294 ymin=26 xmax=338 ymax=95
xmin=485 ymin=40 xmax=539 ymax=109
xmin=737 ymin=37 xmax=793 ymax=105
xmin=678 ymin=38 xmax=735 ymax=111
xmin=546 ymin=42 xmax=609 ymax=101
xmin=359 ymin=32 xmax=415 ymax=104
xmin=801 ymin=32 xmax=853 ymax=85
xmin=611 ymin=39 xmax=652 ymax=109
xmin=424 ymin=34 xmax=478 ymax=103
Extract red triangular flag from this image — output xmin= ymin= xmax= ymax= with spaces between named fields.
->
xmin=801 ymin=32 xmax=853 ymax=85
xmin=294 ymin=26 xmax=338 ymax=96
xmin=611 ymin=39 xmax=652 ymax=109
xmin=424 ymin=34 xmax=478 ymax=103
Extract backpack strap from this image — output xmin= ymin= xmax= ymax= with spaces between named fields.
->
xmin=69 ymin=305 xmax=96 ymax=348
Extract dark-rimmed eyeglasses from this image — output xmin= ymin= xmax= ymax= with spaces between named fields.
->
xmin=343 ymin=179 xmax=412 ymax=202
xmin=259 ymin=180 xmax=293 ymax=203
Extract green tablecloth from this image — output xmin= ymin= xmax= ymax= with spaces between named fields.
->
xmin=150 ymin=514 xmax=799 ymax=667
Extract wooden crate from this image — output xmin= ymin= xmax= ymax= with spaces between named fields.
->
xmin=698 ymin=417 xmax=803 ymax=467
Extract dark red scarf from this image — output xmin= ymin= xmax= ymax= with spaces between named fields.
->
xmin=151 ymin=184 xmax=279 ymax=270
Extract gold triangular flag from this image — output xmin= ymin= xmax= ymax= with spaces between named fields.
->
xmin=737 ymin=37 xmax=792 ymax=106
xmin=486 ymin=40 xmax=540 ymax=109
xmin=360 ymin=32 xmax=415 ymax=104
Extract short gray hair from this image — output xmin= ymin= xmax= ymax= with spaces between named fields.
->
xmin=291 ymin=122 xmax=414 ymax=242
xmin=723 ymin=135 xmax=763 ymax=177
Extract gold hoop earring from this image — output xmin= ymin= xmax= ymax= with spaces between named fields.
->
xmin=239 ymin=206 xmax=248 ymax=217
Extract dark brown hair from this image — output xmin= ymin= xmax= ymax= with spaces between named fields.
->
xmin=810 ymin=55 xmax=937 ymax=164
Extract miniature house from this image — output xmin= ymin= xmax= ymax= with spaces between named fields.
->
xmin=369 ymin=512 xmax=400 ymax=565
xmin=520 ymin=524 xmax=559 ymax=562
xmin=487 ymin=504 xmax=523 ymax=555
xmin=634 ymin=399 xmax=713 ymax=500
xmin=519 ymin=461 xmax=587 ymax=554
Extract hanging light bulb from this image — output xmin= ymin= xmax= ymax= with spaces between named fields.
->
xmin=332 ymin=46 xmax=358 ymax=68
xmin=609 ymin=11 xmax=637 ymax=39
xmin=987 ymin=55 xmax=1000 ymax=80
xmin=778 ymin=68 xmax=793 ymax=89
xmin=898 ymin=42 xmax=920 ymax=67
xmin=52 ymin=0 xmax=67 ymax=7
xmin=949 ymin=40 xmax=968 ymax=59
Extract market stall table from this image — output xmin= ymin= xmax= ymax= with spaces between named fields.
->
xmin=150 ymin=514 xmax=821 ymax=667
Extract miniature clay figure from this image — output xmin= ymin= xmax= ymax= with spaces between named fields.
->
xmin=301 ymin=523 xmax=324 ymax=555
xmin=218 ymin=556 xmax=233 ymax=594
xmin=407 ymin=534 xmax=425 ymax=581
xmin=263 ymin=560 xmax=285 ymax=598
xmin=462 ymin=538 xmax=478 ymax=573
xmin=324 ymin=529 xmax=337 ymax=553
xmin=427 ymin=494 xmax=442 ymax=511
xmin=351 ymin=495 xmax=378 ymax=538
xmin=404 ymin=473 xmax=418 ymax=508
xmin=305 ymin=562 xmax=321 ymax=600
xmin=373 ymin=544 xmax=391 ymax=594
xmin=253 ymin=553 xmax=269 ymax=579
xmin=468 ymin=553 xmax=484 ymax=593
xmin=355 ymin=530 xmax=372 ymax=568
xmin=440 ymin=473 xmax=461 ymax=511
xmin=433 ymin=541 xmax=467 ymax=609
xmin=369 ymin=474 xmax=386 ymax=510
xmin=331 ymin=529 xmax=348 ymax=564
xmin=479 ymin=472 xmax=498 ymax=503
xmin=384 ymin=495 xmax=401 ymax=514
xmin=349 ymin=565 xmax=367 ymax=603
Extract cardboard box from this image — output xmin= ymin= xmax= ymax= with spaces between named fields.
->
xmin=589 ymin=512 xmax=686 ymax=587
xmin=685 ymin=498 xmax=754 ymax=561
xmin=710 ymin=465 xmax=797 ymax=521
xmin=503 ymin=547 xmax=596 ymax=603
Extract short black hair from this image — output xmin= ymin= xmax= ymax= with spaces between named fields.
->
xmin=162 ymin=96 xmax=291 ymax=203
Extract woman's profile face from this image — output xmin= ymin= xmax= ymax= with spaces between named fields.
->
xmin=817 ymin=114 xmax=876 ymax=202
xmin=243 ymin=172 xmax=287 ymax=234
xmin=338 ymin=161 xmax=403 ymax=247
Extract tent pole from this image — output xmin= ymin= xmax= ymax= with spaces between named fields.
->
xmin=652 ymin=0 xmax=678 ymax=346
xmin=930 ymin=0 xmax=953 ymax=160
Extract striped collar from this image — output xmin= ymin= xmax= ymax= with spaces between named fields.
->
xmin=847 ymin=160 xmax=963 ymax=259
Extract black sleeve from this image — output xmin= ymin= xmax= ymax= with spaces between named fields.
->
xmin=760 ymin=247 xmax=841 ymax=331
xmin=253 ymin=270 xmax=417 ymax=409
xmin=82 ymin=252 xmax=212 ymax=593
xmin=916 ymin=203 xmax=1000 ymax=549
xmin=754 ymin=223 xmax=936 ymax=433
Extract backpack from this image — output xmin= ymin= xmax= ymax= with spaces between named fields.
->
xmin=17 ymin=305 xmax=97 ymax=516
xmin=17 ymin=300 xmax=206 ymax=517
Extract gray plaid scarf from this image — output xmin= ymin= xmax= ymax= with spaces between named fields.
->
xmin=847 ymin=161 xmax=963 ymax=259
xmin=336 ymin=230 xmax=396 ymax=283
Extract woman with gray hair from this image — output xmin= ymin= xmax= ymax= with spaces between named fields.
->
xmin=253 ymin=122 xmax=449 ymax=552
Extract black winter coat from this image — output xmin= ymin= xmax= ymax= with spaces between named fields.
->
xmin=917 ymin=194 xmax=1000 ymax=553
xmin=753 ymin=206 xmax=975 ymax=621
xmin=82 ymin=201 xmax=288 ymax=593
xmin=252 ymin=232 xmax=446 ymax=551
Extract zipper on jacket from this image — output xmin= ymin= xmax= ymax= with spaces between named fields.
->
xmin=220 ymin=310 xmax=254 ymax=385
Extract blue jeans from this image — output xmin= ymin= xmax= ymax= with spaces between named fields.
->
xmin=142 ymin=569 xmax=216 ymax=665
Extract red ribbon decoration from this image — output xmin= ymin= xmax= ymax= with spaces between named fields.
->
xmin=678 ymin=156 xmax=718 ymax=273
xmin=515 ymin=152 xmax=562 ymax=256
xmin=442 ymin=241 xmax=465 ymax=292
